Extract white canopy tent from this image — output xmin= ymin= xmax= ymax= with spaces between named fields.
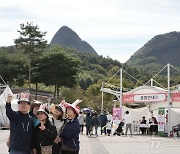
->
xmin=123 ymin=85 xmax=167 ymax=120
xmin=122 ymin=105 xmax=151 ymax=123
xmin=124 ymin=85 xmax=167 ymax=111
xmin=0 ymin=86 xmax=18 ymax=127
xmin=102 ymin=85 xmax=180 ymax=135
xmin=123 ymin=85 xmax=180 ymax=123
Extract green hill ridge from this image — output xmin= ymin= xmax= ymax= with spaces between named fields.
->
xmin=126 ymin=31 xmax=180 ymax=69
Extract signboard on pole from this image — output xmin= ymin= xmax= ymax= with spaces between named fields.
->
xmin=112 ymin=107 xmax=122 ymax=120
xmin=158 ymin=107 xmax=165 ymax=135
xmin=123 ymin=93 xmax=167 ymax=103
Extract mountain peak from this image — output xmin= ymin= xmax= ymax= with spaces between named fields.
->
xmin=126 ymin=31 xmax=180 ymax=68
xmin=50 ymin=26 xmax=97 ymax=54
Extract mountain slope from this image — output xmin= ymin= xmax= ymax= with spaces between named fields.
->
xmin=126 ymin=31 xmax=180 ymax=68
xmin=50 ymin=26 xmax=97 ymax=54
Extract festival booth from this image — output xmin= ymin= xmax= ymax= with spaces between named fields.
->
xmin=122 ymin=85 xmax=180 ymax=135
xmin=101 ymin=65 xmax=180 ymax=136
xmin=0 ymin=86 xmax=18 ymax=128
xmin=122 ymin=85 xmax=167 ymax=118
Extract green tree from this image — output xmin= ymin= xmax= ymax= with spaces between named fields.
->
xmin=34 ymin=47 xmax=80 ymax=98
xmin=14 ymin=22 xmax=47 ymax=88
xmin=0 ymin=51 xmax=25 ymax=86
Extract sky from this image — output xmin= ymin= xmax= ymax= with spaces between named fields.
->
xmin=0 ymin=0 xmax=180 ymax=63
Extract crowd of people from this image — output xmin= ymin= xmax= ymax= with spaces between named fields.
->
xmin=5 ymin=92 xmax=162 ymax=154
xmin=78 ymin=110 xmax=159 ymax=138
xmin=78 ymin=110 xmax=113 ymax=137
xmin=6 ymin=93 xmax=81 ymax=154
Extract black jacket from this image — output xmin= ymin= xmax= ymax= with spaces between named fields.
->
xmin=92 ymin=115 xmax=100 ymax=126
xmin=35 ymin=120 xmax=57 ymax=153
xmin=6 ymin=103 xmax=34 ymax=153
xmin=99 ymin=113 xmax=107 ymax=127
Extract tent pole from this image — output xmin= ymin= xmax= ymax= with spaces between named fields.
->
xmin=120 ymin=68 xmax=123 ymax=119
xmin=150 ymin=78 xmax=153 ymax=86
xmin=101 ymin=82 xmax=104 ymax=113
xmin=167 ymin=63 xmax=171 ymax=137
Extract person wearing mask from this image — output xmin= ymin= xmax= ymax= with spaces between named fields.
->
xmin=50 ymin=101 xmax=66 ymax=154
xmin=123 ymin=111 xmax=133 ymax=136
xmin=6 ymin=93 xmax=36 ymax=154
xmin=60 ymin=99 xmax=81 ymax=154
xmin=35 ymin=104 xmax=57 ymax=154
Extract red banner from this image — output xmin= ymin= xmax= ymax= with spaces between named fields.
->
xmin=122 ymin=94 xmax=134 ymax=103
xmin=172 ymin=92 xmax=180 ymax=102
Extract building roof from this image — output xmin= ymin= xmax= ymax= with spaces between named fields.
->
xmin=11 ymin=88 xmax=53 ymax=97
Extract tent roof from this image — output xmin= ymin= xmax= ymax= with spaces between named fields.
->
xmin=125 ymin=85 xmax=166 ymax=94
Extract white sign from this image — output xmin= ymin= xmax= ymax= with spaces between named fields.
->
xmin=134 ymin=93 xmax=166 ymax=102
xmin=158 ymin=108 xmax=165 ymax=132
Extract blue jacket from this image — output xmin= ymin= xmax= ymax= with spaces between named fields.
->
xmin=6 ymin=103 xmax=34 ymax=153
xmin=60 ymin=118 xmax=80 ymax=151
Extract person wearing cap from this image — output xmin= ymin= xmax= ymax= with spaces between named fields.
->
xmin=34 ymin=105 xmax=57 ymax=154
xmin=50 ymin=102 xmax=66 ymax=154
xmin=60 ymin=100 xmax=81 ymax=154
xmin=6 ymin=94 xmax=36 ymax=154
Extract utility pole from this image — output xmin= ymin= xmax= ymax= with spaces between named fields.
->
xmin=167 ymin=63 xmax=171 ymax=137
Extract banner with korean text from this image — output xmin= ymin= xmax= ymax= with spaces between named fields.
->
xmin=123 ymin=93 xmax=167 ymax=103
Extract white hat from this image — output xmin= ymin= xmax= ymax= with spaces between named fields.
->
xmin=33 ymin=100 xmax=42 ymax=105
xmin=55 ymin=100 xmax=66 ymax=113
xmin=18 ymin=93 xmax=30 ymax=105
xmin=37 ymin=104 xmax=49 ymax=116
xmin=64 ymin=99 xmax=82 ymax=115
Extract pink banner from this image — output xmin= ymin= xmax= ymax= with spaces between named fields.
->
xmin=113 ymin=107 xmax=122 ymax=120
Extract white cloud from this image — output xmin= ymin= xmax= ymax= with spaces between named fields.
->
xmin=0 ymin=0 xmax=180 ymax=62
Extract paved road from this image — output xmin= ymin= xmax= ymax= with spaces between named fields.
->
xmin=1 ymin=130 xmax=180 ymax=154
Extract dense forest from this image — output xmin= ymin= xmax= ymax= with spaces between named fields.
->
xmin=1 ymin=44 xmax=179 ymax=112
